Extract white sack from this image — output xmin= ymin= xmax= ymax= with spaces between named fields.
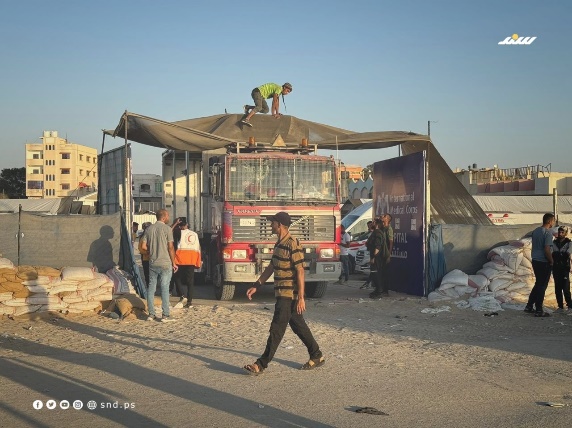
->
xmin=468 ymin=275 xmax=490 ymax=291
xmin=61 ymin=267 xmax=95 ymax=281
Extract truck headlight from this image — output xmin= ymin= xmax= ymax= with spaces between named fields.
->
xmin=320 ymin=248 xmax=334 ymax=258
xmin=232 ymin=250 xmax=247 ymax=259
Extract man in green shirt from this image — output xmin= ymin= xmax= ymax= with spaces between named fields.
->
xmin=241 ymin=82 xmax=292 ymax=127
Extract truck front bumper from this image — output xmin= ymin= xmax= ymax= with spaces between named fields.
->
xmin=223 ymin=261 xmax=341 ymax=283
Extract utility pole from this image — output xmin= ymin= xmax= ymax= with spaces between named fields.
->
xmin=427 ymin=120 xmax=438 ymax=137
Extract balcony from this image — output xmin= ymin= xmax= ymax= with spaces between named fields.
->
xmin=27 ymin=159 xmax=44 ymax=167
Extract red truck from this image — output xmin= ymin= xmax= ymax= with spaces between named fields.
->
xmin=164 ymin=140 xmax=342 ymax=300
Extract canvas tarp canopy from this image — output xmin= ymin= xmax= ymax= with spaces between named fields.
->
xmin=106 ymin=111 xmax=491 ymax=225
xmin=107 ymin=112 xmax=426 ymax=152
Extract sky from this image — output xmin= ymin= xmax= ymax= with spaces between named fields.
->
xmin=1 ymin=0 xmax=570 ymax=175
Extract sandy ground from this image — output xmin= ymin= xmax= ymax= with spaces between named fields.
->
xmin=1 ymin=273 xmax=572 ymax=428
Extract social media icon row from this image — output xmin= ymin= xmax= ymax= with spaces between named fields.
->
xmin=33 ymin=400 xmax=84 ymax=410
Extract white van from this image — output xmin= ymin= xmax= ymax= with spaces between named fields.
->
xmin=341 ymin=200 xmax=373 ymax=238
xmin=342 ymin=201 xmax=373 ymax=274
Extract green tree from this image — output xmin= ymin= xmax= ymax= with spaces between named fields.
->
xmin=0 ymin=167 xmax=26 ymax=198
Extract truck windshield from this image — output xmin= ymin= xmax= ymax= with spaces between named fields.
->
xmin=227 ymin=156 xmax=337 ymax=202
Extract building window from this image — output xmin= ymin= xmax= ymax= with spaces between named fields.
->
xmin=93 ymin=172 xmax=96 ymax=178
xmin=79 ymin=169 xmax=83 ymax=175
xmin=79 ymin=154 xmax=83 ymax=161
xmin=62 ymin=183 xmax=70 ymax=190
xmin=140 ymin=184 xmax=151 ymax=193
xmin=93 ymin=158 xmax=96 ymax=164
xmin=62 ymin=153 xmax=70 ymax=160
xmin=86 ymin=171 xmax=90 ymax=177
xmin=33 ymin=154 xmax=40 ymax=159
xmin=61 ymin=169 xmax=70 ymax=174
xmin=28 ymin=181 xmax=43 ymax=189
xmin=86 ymin=156 xmax=91 ymax=162
xmin=155 ymin=183 xmax=163 ymax=192
xmin=32 ymin=169 xmax=40 ymax=174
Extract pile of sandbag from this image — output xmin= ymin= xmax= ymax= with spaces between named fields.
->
xmin=0 ymin=258 xmax=115 ymax=317
xmin=429 ymin=237 xmax=561 ymax=309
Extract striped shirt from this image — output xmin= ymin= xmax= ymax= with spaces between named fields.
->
xmin=272 ymin=232 xmax=304 ymax=298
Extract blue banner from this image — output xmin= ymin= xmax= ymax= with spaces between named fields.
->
xmin=373 ymin=151 xmax=426 ymax=296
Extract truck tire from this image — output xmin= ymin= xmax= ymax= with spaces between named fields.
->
xmin=305 ymin=281 xmax=327 ymax=298
xmin=215 ymin=283 xmax=235 ymax=300
xmin=213 ymin=264 xmax=235 ymax=300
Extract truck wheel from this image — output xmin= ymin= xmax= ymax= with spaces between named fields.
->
xmin=215 ymin=283 xmax=235 ymax=300
xmin=213 ymin=265 xmax=235 ymax=300
xmin=305 ymin=281 xmax=327 ymax=298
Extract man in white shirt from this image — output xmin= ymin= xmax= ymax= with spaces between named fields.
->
xmin=337 ymin=225 xmax=351 ymax=284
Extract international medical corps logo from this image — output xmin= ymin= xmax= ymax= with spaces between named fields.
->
xmin=498 ymin=33 xmax=537 ymax=45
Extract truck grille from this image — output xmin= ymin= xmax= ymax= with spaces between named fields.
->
xmin=232 ymin=215 xmax=335 ymax=242
xmin=356 ymin=249 xmax=368 ymax=264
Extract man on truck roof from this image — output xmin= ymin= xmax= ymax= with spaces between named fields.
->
xmin=241 ymin=82 xmax=292 ymax=127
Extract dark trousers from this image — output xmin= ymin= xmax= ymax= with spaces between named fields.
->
xmin=339 ymin=255 xmax=349 ymax=281
xmin=256 ymin=297 xmax=322 ymax=369
xmin=527 ymin=260 xmax=552 ymax=312
xmin=364 ymin=269 xmax=377 ymax=286
xmin=175 ymin=265 xmax=195 ymax=303
xmin=553 ymin=268 xmax=572 ymax=309
xmin=250 ymin=88 xmax=269 ymax=114
xmin=141 ymin=258 xmax=150 ymax=286
xmin=373 ymin=256 xmax=389 ymax=295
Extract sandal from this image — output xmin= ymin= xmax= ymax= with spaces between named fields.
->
xmin=300 ymin=357 xmax=326 ymax=370
xmin=243 ymin=363 xmax=264 ymax=376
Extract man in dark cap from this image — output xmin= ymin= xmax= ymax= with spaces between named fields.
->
xmin=552 ymin=226 xmax=572 ymax=313
xmin=241 ymin=82 xmax=292 ymax=127
xmin=243 ymin=211 xmax=325 ymax=375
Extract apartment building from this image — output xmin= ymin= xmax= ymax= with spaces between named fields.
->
xmin=133 ymin=173 xmax=163 ymax=213
xmin=25 ymin=131 xmax=98 ymax=199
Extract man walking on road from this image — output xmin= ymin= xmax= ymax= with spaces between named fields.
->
xmin=243 ymin=211 xmax=325 ymax=375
